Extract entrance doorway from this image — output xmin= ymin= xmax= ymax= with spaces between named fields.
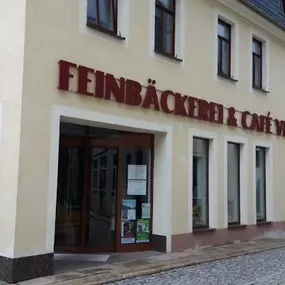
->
xmin=54 ymin=123 xmax=154 ymax=253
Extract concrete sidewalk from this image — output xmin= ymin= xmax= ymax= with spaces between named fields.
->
xmin=15 ymin=237 xmax=285 ymax=285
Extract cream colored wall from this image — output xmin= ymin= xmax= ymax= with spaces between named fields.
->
xmin=12 ymin=0 xmax=285 ymax=255
xmin=0 ymin=0 xmax=26 ymax=258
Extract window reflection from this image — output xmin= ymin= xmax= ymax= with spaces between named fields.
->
xmin=192 ymin=138 xmax=209 ymax=228
xmin=121 ymin=149 xmax=152 ymax=244
xmin=155 ymin=0 xmax=175 ymax=55
xmin=252 ymin=39 xmax=263 ymax=89
xmin=55 ymin=147 xmax=84 ymax=247
xmin=87 ymin=0 xmax=117 ymax=32
xmin=256 ymin=147 xmax=266 ymax=221
xmin=227 ymin=143 xmax=240 ymax=224
xmin=217 ymin=20 xmax=231 ymax=77
xmin=87 ymin=147 xmax=118 ymax=248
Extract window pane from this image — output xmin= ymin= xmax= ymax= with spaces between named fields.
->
xmin=217 ymin=39 xmax=221 ymax=72
xmin=256 ymin=147 xmax=266 ymax=221
xmin=155 ymin=8 xmax=162 ymax=50
xmin=162 ymin=12 xmax=174 ymax=54
xmin=218 ymin=21 xmax=230 ymax=39
xmin=156 ymin=0 xmax=174 ymax=10
xmin=221 ymin=40 xmax=230 ymax=75
xmin=121 ymin=149 xmax=152 ymax=244
xmin=98 ymin=0 xmax=115 ymax=31
xmin=253 ymin=56 xmax=261 ymax=87
xmin=87 ymin=0 xmax=97 ymax=24
xmin=228 ymin=143 xmax=239 ymax=224
xmin=252 ymin=40 xmax=261 ymax=55
xmin=193 ymin=138 xmax=208 ymax=227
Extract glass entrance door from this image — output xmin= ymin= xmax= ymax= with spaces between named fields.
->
xmin=55 ymin=146 xmax=84 ymax=248
xmin=86 ymin=147 xmax=118 ymax=251
xmin=55 ymin=144 xmax=119 ymax=253
xmin=117 ymin=148 xmax=152 ymax=252
xmin=55 ymin=123 xmax=153 ymax=253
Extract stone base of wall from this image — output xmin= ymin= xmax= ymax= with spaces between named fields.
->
xmin=152 ymin=234 xmax=167 ymax=252
xmin=171 ymin=221 xmax=285 ymax=252
xmin=0 ymin=253 xmax=54 ymax=284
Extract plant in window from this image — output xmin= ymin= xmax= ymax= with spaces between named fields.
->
xmin=193 ymin=205 xmax=201 ymax=224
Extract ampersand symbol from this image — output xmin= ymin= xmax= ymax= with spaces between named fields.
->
xmin=227 ymin=107 xmax=237 ymax=127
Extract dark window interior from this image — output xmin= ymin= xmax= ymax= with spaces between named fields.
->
xmin=218 ymin=20 xmax=231 ymax=77
xmin=87 ymin=0 xmax=118 ymax=33
xmin=155 ymin=0 xmax=175 ymax=56
xmin=252 ymin=38 xmax=263 ymax=89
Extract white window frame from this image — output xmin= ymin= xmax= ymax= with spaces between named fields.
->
xmin=149 ymin=0 xmax=185 ymax=61
xmin=214 ymin=10 xmax=239 ymax=81
xmin=250 ymin=29 xmax=269 ymax=92
xmin=223 ymin=136 xmax=248 ymax=227
xmin=252 ymin=141 xmax=273 ymax=223
xmin=79 ymin=0 xmax=130 ymax=44
xmin=189 ymin=129 xmax=218 ymax=232
xmin=0 ymin=102 xmax=2 ymax=164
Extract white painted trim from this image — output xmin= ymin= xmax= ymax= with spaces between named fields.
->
xmin=117 ymin=0 xmax=130 ymax=42
xmin=46 ymin=106 xmax=173 ymax=253
xmin=189 ymin=129 xmax=218 ymax=232
xmin=223 ymin=135 xmax=248 ymax=227
xmin=153 ymin=131 xmax=173 ymax=252
xmin=0 ymin=102 xmax=2 ymax=145
xmin=214 ymin=9 xmax=239 ymax=81
xmin=0 ymin=103 xmax=14 ymax=258
xmin=174 ymin=0 xmax=185 ymax=61
xmin=252 ymin=140 xmax=274 ymax=223
xmin=46 ymin=112 xmax=60 ymax=253
xmin=249 ymin=28 xmax=270 ymax=92
xmin=148 ymin=0 xmax=156 ymax=57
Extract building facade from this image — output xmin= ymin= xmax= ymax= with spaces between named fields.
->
xmin=1 ymin=0 xmax=285 ymax=283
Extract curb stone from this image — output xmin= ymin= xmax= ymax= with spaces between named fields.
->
xmin=10 ymin=241 xmax=285 ymax=285
xmin=98 ymin=243 xmax=285 ymax=285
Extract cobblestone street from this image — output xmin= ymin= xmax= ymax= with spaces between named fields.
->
xmin=109 ymin=248 xmax=285 ymax=285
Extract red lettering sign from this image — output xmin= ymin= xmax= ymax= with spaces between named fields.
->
xmin=58 ymin=60 xmax=282 ymax=137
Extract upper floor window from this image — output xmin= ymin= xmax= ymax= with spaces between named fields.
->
xmin=155 ymin=0 xmax=175 ymax=56
xmin=87 ymin=0 xmax=118 ymax=33
xmin=218 ymin=20 xmax=231 ymax=77
xmin=252 ymin=38 xmax=263 ymax=89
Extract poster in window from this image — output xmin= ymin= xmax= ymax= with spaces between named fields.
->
xmin=127 ymin=180 xmax=147 ymax=196
xmin=136 ymin=219 xmax=150 ymax=243
xmin=121 ymin=221 xmax=136 ymax=244
xmin=128 ymin=165 xmax=147 ymax=180
xmin=121 ymin=199 xmax=136 ymax=220
xmin=141 ymin=203 xmax=151 ymax=219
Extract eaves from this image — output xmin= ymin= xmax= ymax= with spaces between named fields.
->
xmin=237 ymin=0 xmax=285 ymax=32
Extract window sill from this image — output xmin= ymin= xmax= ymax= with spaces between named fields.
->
xmin=217 ymin=73 xmax=238 ymax=83
xmin=193 ymin=227 xmax=216 ymax=233
xmin=86 ymin=22 xmax=126 ymax=40
xmin=154 ymin=49 xmax=183 ymax=62
xmin=252 ymin=86 xmax=270 ymax=94
xmin=228 ymin=223 xmax=247 ymax=229
xmin=256 ymin=220 xmax=272 ymax=226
